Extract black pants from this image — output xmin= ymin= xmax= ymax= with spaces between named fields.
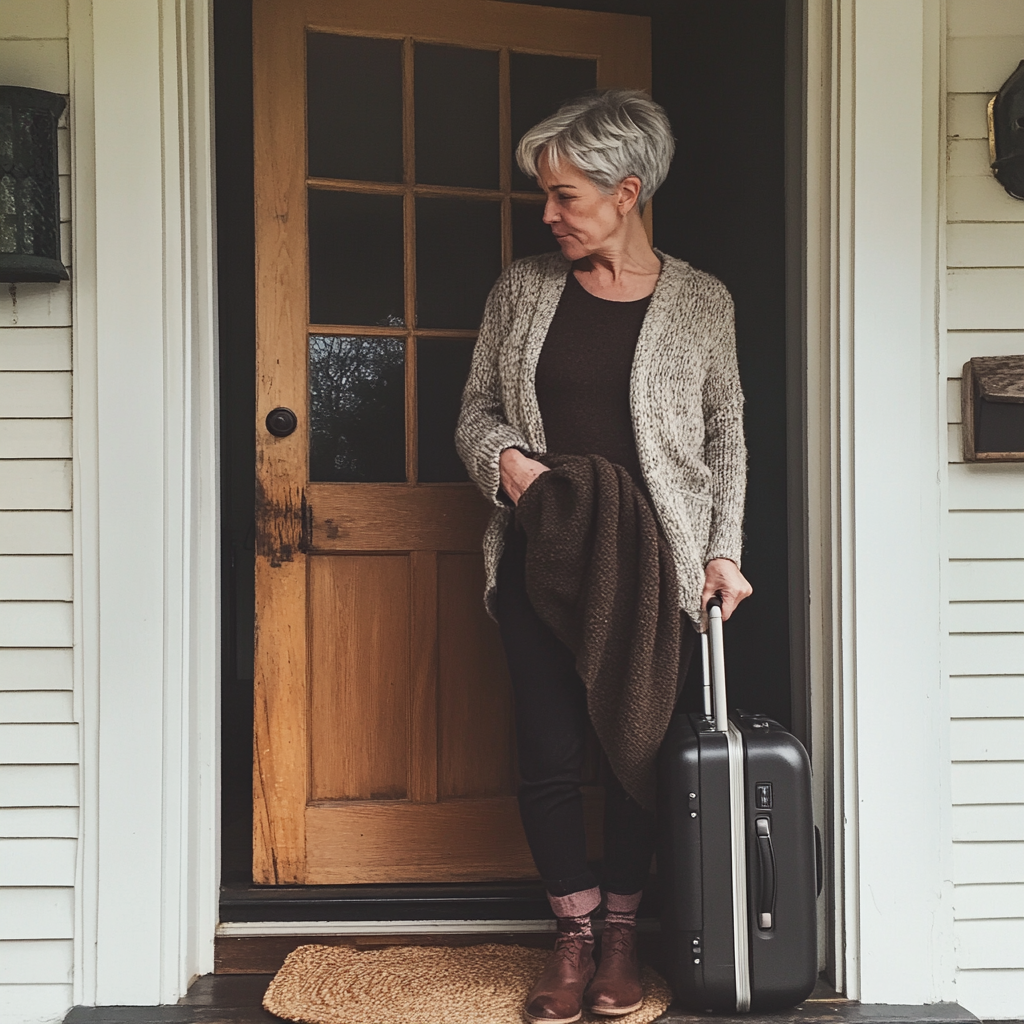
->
xmin=496 ymin=527 xmax=697 ymax=899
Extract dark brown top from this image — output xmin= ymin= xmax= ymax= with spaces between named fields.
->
xmin=535 ymin=272 xmax=652 ymax=487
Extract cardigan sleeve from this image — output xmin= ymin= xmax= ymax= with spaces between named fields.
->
xmin=455 ymin=267 xmax=532 ymax=507
xmin=701 ymin=283 xmax=747 ymax=566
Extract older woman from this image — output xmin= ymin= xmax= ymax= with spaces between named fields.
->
xmin=455 ymin=90 xmax=751 ymax=1023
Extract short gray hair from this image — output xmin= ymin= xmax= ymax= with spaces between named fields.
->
xmin=515 ymin=89 xmax=674 ymax=210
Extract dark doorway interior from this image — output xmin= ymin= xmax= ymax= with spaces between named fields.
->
xmin=216 ymin=0 xmax=791 ymax=894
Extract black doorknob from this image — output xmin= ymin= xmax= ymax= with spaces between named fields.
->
xmin=266 ymin=407 xmax=298 ymax=438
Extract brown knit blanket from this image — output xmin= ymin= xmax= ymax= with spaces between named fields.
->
xmin=515 ymin=454 xmax=681 ymax=811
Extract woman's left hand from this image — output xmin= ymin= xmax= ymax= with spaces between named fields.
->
xmin=702 ymin=558 xmax=753 ymax=621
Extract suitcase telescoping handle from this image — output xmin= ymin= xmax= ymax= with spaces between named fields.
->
xmin=703 ymin=595 xmax=729 ymax=733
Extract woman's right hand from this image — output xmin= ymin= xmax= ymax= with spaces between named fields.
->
xmin=499 ymin=448 xmax=549 ymax=505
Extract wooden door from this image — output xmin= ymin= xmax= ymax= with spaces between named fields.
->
xmin=253 ymin=0 xmax=651 ymax=885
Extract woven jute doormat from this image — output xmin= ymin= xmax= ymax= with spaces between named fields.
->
xmin=263 ymin=942 xmax=673 ymax=1024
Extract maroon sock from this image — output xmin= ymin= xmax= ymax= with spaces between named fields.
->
xmin=548 ymin=886 xmax=601 ymax=939
xmin=604 ymin=890 xmax=643 ymax=927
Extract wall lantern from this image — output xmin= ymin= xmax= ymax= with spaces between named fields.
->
xmin=0 ymin=86 xmax=68 ymax=283
xmin=988 ymin=60 xmax=1024 ymax=200
xmin=962 ymin=355 xmax=1024 ymax=462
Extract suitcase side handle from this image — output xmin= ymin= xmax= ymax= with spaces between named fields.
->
xmin=707 ymin=596 xmax=729 ymax=732
xmin=755 ymin=817 xmax=777 ymax=929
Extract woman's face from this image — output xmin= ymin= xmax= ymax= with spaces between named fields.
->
xmin=536 ymin=149 xmax=640 ymax=261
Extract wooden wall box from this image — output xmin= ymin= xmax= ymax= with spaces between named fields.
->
xmin=961 ymin=355 xmax=1024 ymax=462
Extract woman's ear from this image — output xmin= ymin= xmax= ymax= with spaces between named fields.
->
xmin=617 ymin=175 xmax=642 ymax=215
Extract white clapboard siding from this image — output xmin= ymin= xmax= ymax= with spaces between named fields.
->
xmin=0 ymin=40 xmax=68 ymax=93
xmin=954 ymin=842 xmax=1024 ymax=887
xmin=0 ymin=281 xmax=71 ymax=329
xmin=0 ymin=649 xmax=72 ymax=692
xmin=0 ymin=373 xmax=71 ymax=419
xmin=948 ymin=463 xmax=1024 ymax=510
xmin=947 ymin=36 xmax=1024 ymax=93
xmin=948 ymin=561 xmax=1024 ymax=602
xmin=955 ymin=970 xmax=1024 ymax=1020
xmin=953 ymin=804 xmax=1024 ymax=842
xmin=0 ymin=984 xmax=72 ymax=1024
xmin=946 ymin=11 xmax=1024 ymax=994
xmin=0 ymin=724 xmax=78 ymax=765
xmin=0 ymin=808 xmax=77 ymax=839
xmin=0 ymin=511 xmax=72 ymax=555
xmin=0 ymin=460 xmax=72 ymax=510
xmin=948 ymin=0 xmax=1024 ymax=39
xmin=0 ymin=939 xmax=72 ymax=985
xmin=955 ymin=918 xmax=1024 ymax=969
xmin=0 ymin=838 xmax=75 ymax=887
xmin=947 ymin=269 xmax=1024 ymax=330
xmin=947 ymin=223 xmax=1024 ymax=268
xmin=0 ymin=556 xmax=72 ymax=601
xmin=0 ymin=887 xmax=73 ymax=939
xmin=947 ymin=138 xmax=990 ymax=178
xmin=948 ymin=424 xmax=963 ymax=464
xmin=954 ymin=882 xmax=1024 ymax=920
xmin=950 ymin=718 xmax=1024 ymax=761
xmin=0 ymin=766 xmax=77 ymax=807
xmin=0 ymin=12 xmax=77 ymax=1019
xmin=947 ymin=601 xmax=1024 ymax=634
xmin=0 ymin=0 xmax=68 ymax=38
xmin=948 ymin=93 xmax=990 ymax=140
xmin=947 ymin=332 xmax=1024 ymax=375
xmin=0 ymin=420 xmax=72 ymax=459
xmin=0 ymin=691 xmax=74 ymax=724
xmin=953 ymin=762 xmax=1024 ymax=805
xmin=947 ymin=176 xmax=1024 ymax=223
xmin=0 ymin=329 xmax=71 ymax=371
xmin=0 ymin=603 xmax=72 ymax=647
xmin=947 ymin=379 xmax=962 ymax=423
xmin=949 ymin=514 xmax=1024 ymax=559
xmin=948 ymin=633 xmax=1024 ymax=676
xmin=951 ymin=677 xmax=1024 ymax=718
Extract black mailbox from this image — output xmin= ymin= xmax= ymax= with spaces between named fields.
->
xmin=961 ymin=355 xmax=1024 ymax=462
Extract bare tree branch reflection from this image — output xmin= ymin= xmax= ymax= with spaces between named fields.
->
xmin=308 ymin=335 xmax=406 ymax=481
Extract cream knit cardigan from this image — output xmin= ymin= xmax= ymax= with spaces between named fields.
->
xmin=455 ymin=250 xmax=746 ymax=623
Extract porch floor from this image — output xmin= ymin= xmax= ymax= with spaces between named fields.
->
xmin=62 ymin=973 xmax=986 ymax=1023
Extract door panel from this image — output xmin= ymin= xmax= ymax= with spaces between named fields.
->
xmin=253 ymin=0 xmax=650 ymax=884
xmin=309 ymin=555 xmax=411 ymax=801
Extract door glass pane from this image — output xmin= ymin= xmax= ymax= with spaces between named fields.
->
xmin=309 ymin=334 xmax=406 ymax=482
xmin=417 ymin=338 xmax=474 ymax=482
xmin=308 ymin=189 xmax=405 ymax=327
xmin=510 ymin=53 xmax=597 ymax=191
xmin=307 ymin=33 xmax=403 ymax=182
xmin=416 ymin=198 xmax=501 ymax=329
xmin=415 ymin=44 xmax=499 ymax=189
xmin=512 ymin=200 xmax=560 ymax=260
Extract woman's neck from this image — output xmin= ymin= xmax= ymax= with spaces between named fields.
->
xmin=572 ymin=214 xmax=661 ymax=301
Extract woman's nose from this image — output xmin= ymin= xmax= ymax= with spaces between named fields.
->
xmin=542 ymin=199 xmax=559 ymax=225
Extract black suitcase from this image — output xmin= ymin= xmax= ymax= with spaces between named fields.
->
xmin=657 ymin=596 xmax=819 ymax=1012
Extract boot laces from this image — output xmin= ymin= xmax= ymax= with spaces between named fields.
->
xmin=553 ymin=929 xmax=589 ymax=967
xmin=601 ymin=923 xmax=635 ymax=959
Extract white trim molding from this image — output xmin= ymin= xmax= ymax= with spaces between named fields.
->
xmin=807 ymin=0 xmax=953 ymax=1003
xmin=69 ymin=0 xmax=219 ymax=1006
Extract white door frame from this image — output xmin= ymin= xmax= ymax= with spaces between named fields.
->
xmin=803 ymin=0 xmax=954 ymax=1004
xmin=69 ymin=0 xmax=219 ymax=1004
xmin=66 ymin=0 xmax=955 ymax=1007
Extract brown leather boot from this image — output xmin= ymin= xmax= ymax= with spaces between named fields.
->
xmin=584 ymin=922 xmax=644 ymax=1016
xmin=524 ymin=923 xmax=596 ymax=1024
